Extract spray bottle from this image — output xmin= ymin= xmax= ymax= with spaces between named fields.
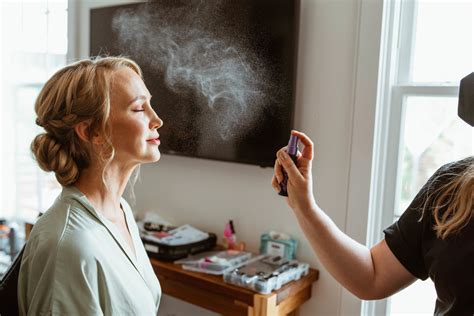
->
xmin=278 ymin=134 xmax=299 ymax=196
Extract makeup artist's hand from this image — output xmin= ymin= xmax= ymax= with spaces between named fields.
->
xmin=272 ymin=130 xmax=317 ymax=213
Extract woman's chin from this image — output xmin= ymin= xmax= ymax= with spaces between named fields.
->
xmin=136 ymin=147 xmax=161 ymax=163
xmin=148 ymin=151 xmax=161 ymax=163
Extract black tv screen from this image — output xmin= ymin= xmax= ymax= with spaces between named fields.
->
xmin=90 ymin=0 xmax=299 ymax=167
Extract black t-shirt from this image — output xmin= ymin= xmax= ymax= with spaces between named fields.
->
xmin=384 ymin=156 xmax=474 ymax=315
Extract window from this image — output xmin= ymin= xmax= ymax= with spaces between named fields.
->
xmin=0 ymin=0 xmax=68 ymax=224
xmin=372 ymin=0 xmax=473 ymax=314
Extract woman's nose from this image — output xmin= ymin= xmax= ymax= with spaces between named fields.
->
xmin=150 ymin=111 xmax=163 ymax=130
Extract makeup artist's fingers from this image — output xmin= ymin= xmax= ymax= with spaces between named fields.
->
xmin=277 ymin=150 xmax=304 ymax=183
xmin=277 ymin=147 xmax=303 ymax=163
xmin=295 ymin=150 xmax=304 ymax=163
xmin=277 ymin=147 xmax=312 ymax=181
xmin=277 ymin=147 xmax=301 ymax=161
xmin=276 ymin=147 xmax=289 ymax=157
xmin=291 ymin=130 xmax=314 ymax=160
xmin=271 ymin=175 xmax=280 ymax=193
xmin=274 ymin=156 xmax=284 ymax=183
xmin=276 ymin=147 xmax=309 ymax=180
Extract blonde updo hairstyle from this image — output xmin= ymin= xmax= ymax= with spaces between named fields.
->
xmin=31 ymin=56 xmax=142 ymax=186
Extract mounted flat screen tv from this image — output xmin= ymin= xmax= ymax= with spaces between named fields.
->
xmin=90 ymin=0 xmax=299 ymax=167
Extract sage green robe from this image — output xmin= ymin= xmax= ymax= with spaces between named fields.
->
xmin=18 ymin=186 xmax=161 ymax=315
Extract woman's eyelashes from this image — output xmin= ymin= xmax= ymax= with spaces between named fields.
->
xmin=131 ymin=104 xmax=145 ymax=112
xmin=131 ymin=99 xmax=152 ymax=112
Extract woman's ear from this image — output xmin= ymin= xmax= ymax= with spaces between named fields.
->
xmin=74 ymin=122 xmax=104 ymax=145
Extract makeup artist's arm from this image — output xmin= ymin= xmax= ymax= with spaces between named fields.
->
xmin=271 ymin=130 xmax=415 ymax=300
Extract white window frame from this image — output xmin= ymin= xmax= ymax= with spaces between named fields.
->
xmin=365 ymin=0 xmax=461 ymax=315
xmin=0 ymin=2 xmax=3 ymax=214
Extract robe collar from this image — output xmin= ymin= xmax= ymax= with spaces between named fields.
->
xmin=59 ymin=185 xmax=146 ymax=282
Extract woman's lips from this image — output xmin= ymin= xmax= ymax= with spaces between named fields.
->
xmin=146 ymin=138 xmax=160 ymax=145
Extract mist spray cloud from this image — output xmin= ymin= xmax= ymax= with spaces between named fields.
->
xmin=111 ymin=1 xmax=271 ymax=141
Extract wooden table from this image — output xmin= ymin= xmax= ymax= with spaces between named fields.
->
xmin=150 ymin=257 xmax=319 ymax=316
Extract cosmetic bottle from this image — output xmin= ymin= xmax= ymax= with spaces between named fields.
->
xmin=278 ymin=134 xmax=299 ymax=197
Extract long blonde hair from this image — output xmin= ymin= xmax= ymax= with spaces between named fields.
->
xmin=423 ymin=158 xmax=474 ymax=239
xmin=31 ymin=56 xmax=142 ymax=187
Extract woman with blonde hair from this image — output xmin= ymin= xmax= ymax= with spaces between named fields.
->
xmin=272 ymin=73 xmax=474 ymax=315
xmin=18 ymin=56 xmax=163 ymax=315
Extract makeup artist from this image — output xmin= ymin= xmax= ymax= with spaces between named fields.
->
xmin=272 ymin=73 xmax=474 ymax=314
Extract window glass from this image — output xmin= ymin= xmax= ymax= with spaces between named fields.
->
xmin=48 ymin=1 xmax=68 ymax=55
xmin=397 ymin=96 xmax=473 ymax=216
xmin=412 ymin=0 xmax=473 ymax=83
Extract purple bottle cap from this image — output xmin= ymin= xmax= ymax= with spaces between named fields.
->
xmin=287 ymin=134 xmax=299 ymax=155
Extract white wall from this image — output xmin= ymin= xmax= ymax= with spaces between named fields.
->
xmin=73 ymin=0 xmax=383 ymax=315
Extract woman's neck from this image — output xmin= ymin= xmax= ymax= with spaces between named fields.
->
xmin=74 ymin=161 xmax=137 ymax=221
